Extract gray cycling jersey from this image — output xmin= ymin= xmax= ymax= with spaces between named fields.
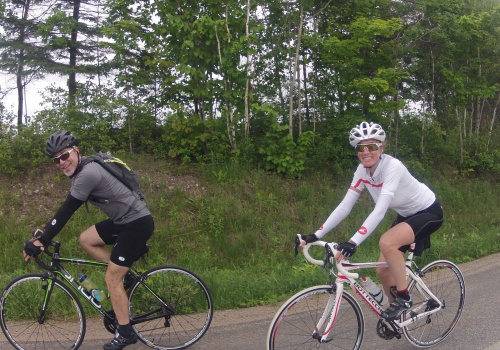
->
xmin=70 ymin=162 xmax=150 ymax=224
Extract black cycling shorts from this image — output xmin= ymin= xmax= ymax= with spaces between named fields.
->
xmin=95 ymin=215 xmax=154 ymax=267
xmin=392 ymin=200 xmax=443 ymax=255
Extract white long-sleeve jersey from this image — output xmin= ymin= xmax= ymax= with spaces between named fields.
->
xmin=314 ymin=154 xmax=436 ymax=246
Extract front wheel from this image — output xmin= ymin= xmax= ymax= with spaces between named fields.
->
xmin=403 ymin=260 xmax=466 ymax=347
xmin=267 ymin=285 xmax=364 ymax=350
xmin=128 ymin=266 xmax=213 ymax=350
xmin=0 ymin=273 xmax=86 ymax=350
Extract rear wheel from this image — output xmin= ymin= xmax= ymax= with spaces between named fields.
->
xmin=403 ymin=260 xmax=465 ymax=347
xmin=0 ymin=273 xmax=86 ymax=350
xmin=128 ymin=266 xmax=213 ymax=350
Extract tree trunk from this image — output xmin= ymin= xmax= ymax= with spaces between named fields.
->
xmin=244 ymin=0 xmax=251 ymax=138
xmin=16 ymin=0 xmax=31 ymax=125
xmin=302 ymin=63 xmax=310 ymax=126
xmin=68 ymin=0 xmax=81 ymax=108
xmin=456 ymin=106 xmax=464 ymax=166
xmin=297 ymin=61 xmax=302 ymax=136
xmin=215 ymin=12 xmax=237 ymax=151
xmin=288 ymin=6 xmax=303 ymax=137
xmin=487 ymin=92 xmax=500 ymax=147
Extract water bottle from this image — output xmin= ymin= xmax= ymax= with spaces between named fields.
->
xmin=78 ymin=274 xmax=105 ymax=302
xmin=361 ymin=276 xmax=388 ymax=306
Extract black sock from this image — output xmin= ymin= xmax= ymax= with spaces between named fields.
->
xmin=396 ymin=288 xmax=410 ymax=301
xmin=118 ymin=323 xmax=132 ymax=338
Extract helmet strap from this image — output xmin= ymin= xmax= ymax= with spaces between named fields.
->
xmin=70 ymin=150 xmax=82 ymax=179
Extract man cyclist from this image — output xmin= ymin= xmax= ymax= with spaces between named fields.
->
xmin=23 ymin=130 xmax=154 ymax=350
xmin=301 ymin=122 xmax=443 ymax=320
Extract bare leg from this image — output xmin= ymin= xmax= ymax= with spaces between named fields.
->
xmin=80 ymin=226 xmax=130 ymax=325
xmin=376 ymin=253 xmax=396 ymax=303
xmin=377 ymin=222 xmax=414 ymax=299
xmin=79 ymin=225 xmax=111 ymax=263
xmin=106 ymin=262 xmax=131 ymax=326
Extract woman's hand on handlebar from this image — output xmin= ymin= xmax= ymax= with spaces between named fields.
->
xmin=335 ymin=241 xmax=357 ymax=264
xmin=299 ymin=234 xmax=319 ymax=248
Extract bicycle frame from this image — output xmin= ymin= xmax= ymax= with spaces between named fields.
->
xmin=32 ymin=241 xmax=174 ymax=327
xmin=35 ymin=245 xmax=115 ymax=322
xmin=301 ymin=239 xmax=444 ymax=343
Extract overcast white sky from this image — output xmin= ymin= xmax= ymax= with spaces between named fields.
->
xmin=1 ymin=73 xmax=68 ymax=118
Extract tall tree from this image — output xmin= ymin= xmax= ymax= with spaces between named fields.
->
xmin=0 ymin=0 xmax=49 ymax=124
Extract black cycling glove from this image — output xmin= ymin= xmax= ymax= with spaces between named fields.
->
xmin=301 ymin=234 xmax=319 ymax=244
xmin=338 ymin=241 xmax=357 ymax=258
xmin=24 ymin=239 xmax=43 ymax=258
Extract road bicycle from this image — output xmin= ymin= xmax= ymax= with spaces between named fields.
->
xmin=0 ymin=239 xmax=213 ymax=350
xmin=267 ymin=235 xmax=465 ymax=349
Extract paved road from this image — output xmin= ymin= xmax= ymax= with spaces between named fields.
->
xmin=1 ymin=252 xmax=499 ymax=349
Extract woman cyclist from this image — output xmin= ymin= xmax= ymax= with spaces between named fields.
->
xmin=301 ymin=121 xmax=443 ymax=320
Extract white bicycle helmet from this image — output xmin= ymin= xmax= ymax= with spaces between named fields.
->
xmin=349 ymin=122 xmax=386 ymax=147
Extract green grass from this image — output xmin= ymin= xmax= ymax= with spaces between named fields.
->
xmin=0 ymin=158 xmax=499 ymax=314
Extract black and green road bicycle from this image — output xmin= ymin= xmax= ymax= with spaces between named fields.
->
xmin=0 ymin=240 xmax=213 ymax=350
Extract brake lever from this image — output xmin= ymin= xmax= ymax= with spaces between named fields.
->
xmin=32 ymin=229 xmax=43 ymax=239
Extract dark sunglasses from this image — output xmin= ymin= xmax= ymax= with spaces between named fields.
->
xmin=52 ymin=148 xmax=75 ymax=164
xmin=355 ymin=143 xmax=383 ymax=153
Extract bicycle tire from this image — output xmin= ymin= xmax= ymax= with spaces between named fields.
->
xmin=403 ymin=260 xmax=466 ymax=347
xmin=128 ymin=266 xmax=213 ymax=350
xmin=0 ymin=273 xmax=86 ymax=350
xmin=267 ymin=285 xmax=364 ymax=350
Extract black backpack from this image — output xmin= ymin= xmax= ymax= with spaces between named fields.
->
xmin=80 ymin=152 xmax=145 ymax=202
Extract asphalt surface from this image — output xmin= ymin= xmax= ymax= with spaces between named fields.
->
xmin=1 ymin=252 xmax=499 ymax=349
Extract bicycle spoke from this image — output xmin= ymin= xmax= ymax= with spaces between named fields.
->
xmin=129 ymin=266 xmax=213 ymax=350
xmin=267 ymin=286 xmax=364 ymax=350
xmin=403 ymin=261 xmax=465 ymax=347
xmin=0 ymin=274 xmax=85 ymax=350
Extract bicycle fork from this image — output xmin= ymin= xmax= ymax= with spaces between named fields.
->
xmin=312 ymin=282 xmax=344 ymax=343
xmin=38 ymin=273 xmax=57 ymax=324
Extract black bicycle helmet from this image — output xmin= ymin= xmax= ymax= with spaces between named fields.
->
xmin=45 ymin=130 xmax=79 ymax=157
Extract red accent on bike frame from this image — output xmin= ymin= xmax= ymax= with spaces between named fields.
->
xmin=322 ymin=293 xmax=342 ymax=336
xmin=353 ymin=179 xmax=383 ymax=189
xmin=354 ymin=284 xmax=382 ymax=316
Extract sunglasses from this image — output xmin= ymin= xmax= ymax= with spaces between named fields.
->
xmin=355 ymin=143 xmax=383 ymax=153
xmin=52 ymin=148 xmax=75 ymax=164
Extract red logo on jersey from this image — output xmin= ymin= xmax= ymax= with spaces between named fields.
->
xmin=358 ymin=226 xmax=368 ymax=235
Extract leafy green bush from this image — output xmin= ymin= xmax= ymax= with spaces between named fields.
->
xmin=155 ymin=114 xmax=233 ymax=163
xmin=258 ymin=123 xmax=315 ymax=178
xmin=0 ymin=126 xmax=47 ymax=175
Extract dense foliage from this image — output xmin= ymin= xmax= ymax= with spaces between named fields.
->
xmin=0 ymin=0 xmax=499 ymax=179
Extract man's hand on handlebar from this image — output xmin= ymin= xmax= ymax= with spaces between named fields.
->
xmin=23 ymin=230 xmax=46 ymax=262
